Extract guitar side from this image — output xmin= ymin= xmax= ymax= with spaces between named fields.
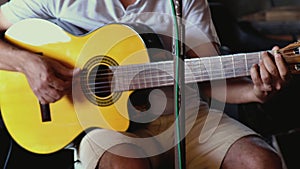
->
xmin=0 ymin=19 xmax=151 ymax=154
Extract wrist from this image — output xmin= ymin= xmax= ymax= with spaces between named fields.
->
xmin=15 ymin=50 xmax=42 ymax=74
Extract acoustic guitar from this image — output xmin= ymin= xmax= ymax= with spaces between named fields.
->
xmin=0 ymin=18 xmax=299 ymax=154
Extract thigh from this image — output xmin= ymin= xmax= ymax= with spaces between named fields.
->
xmin=132 ymin=108 xmax=258 ymax=169
xmin=185 ymin=109 xmax=258 ymax=169
xmin=75 ymin=128 xmax=163 ymax=169
xmin=221 ymin=135 xmax=282 ymax=169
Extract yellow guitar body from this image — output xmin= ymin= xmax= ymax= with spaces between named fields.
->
xmin=0 ymin=19 xmax=151 ymax=154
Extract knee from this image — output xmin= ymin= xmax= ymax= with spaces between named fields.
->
xmin=98 ymin=143 xmax=152 ymax=169
xmin=222 ymin=136 xmax=283 ymax=169
xmin=246 ymin=142 xmax=282 ymax=169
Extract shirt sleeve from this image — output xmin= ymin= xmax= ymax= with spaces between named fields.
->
xmin=183 ymin=0 xmax=220 ymax=48
xmin=1 ymin=0 xmax=53 ymax=24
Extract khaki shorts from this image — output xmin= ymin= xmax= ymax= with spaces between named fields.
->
xmin=74 ymin=103 xmax=257 ymax=169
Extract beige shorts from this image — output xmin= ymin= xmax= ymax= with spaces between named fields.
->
xmin=74 ymin=102 xmax=257 ymax=169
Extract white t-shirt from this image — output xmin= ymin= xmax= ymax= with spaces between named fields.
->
xmin=1 ymin=0 xmax=219 ymax=50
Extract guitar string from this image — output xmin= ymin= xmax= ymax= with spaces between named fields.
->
xmin=81 ymin=55 xmax=260 ymax=81
xmin=80 ymin=62 xmax=260 ymax=92
xmin=81 ymin=56 xmax=260 ymax=81
xmin=78 ymin=56 xmax=261 ymax=94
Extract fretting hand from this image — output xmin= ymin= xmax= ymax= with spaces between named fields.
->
xmin=250 ymin=46 xmax=291 ymax=103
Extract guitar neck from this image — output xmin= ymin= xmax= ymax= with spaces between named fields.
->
xmin=111 ymin=51 xmax=264 ymax=92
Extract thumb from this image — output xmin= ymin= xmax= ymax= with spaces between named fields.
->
xmin=52 ymin=62 xmax=78 ymax=78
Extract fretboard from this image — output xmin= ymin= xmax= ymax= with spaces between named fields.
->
xmin=111 ymin=51 xmax=263 ymax=92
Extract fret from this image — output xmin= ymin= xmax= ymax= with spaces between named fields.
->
xmin=162 ymin=62 xmax=171 ymax=86
xmin=221 ymin=55 xmax=235 ymax=79
xmin=159 ymin=62 xmax=167 ymax=87
xmin=184 ymin=60 xmax=190 ymax=82
xmin=208 ymin=56 xmax=224 ymax=80
xmin=147 ymin=65 xmax=156 ymax=88
xmin=109 ymin=50 xmax=269 ymax=92
xmin=233 ymin=54 xmax=248 ymax=77
xmin=196 ymin=58 xmax=204 ymax=82
xmin=166 ymin=61 xmax=174 ymax=86
xmin=156 ymin=61 xmax=173 ymax=88
xmin=244 ymin=54 xmax=249 ymax=76
xmin=109 ymin=66 xmax=117 ymax=92
xmin=166 ymin=61 xmax=175 ymax=85
xmin=246 ymin=52 xmax=261 ymax=72
xmin=157 ymin=62 xmax=166 ymax=87
xmin=111 ymin=65 xmax=127 ymax=92
xmin=188 ymin=58 xmax=203 ymax=83
xmin=116 ymin=67 xmax=123 ymax=91
xmin=110 ymin=67 xmax=117 ymax=92
xmin=232 ymin=55 xmax=236 ymax=77
xmin=185 ymin=59 xmax=196 ymax=83
xmin=141 ymin=64 xmax=147 ymax=89
xmin=151 ymin=62 xmax=159 ymax=87
xmin=208 ymin=57 xmax=213 ymax=80
xmin=131 ymin=65 xmax=141 ymax=90
xmin=219 ymin=56 xmax=225 ymax=79
xmin=143 ymin=64 xmax=152 ymax=88
xmin=191 ymin=58 xmax=203 ymax=83
xmin=151 ymin=64 xmax=159 ymax=87
xmin=199 ymin=58 xmax=210 ymax=81
xmin=127 ymin=65 xmax=136 ymax=90
xmin=124 ymin=65 xmax=132 ymax=91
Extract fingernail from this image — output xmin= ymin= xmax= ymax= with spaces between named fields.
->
xmin=74 ymin=68 xmax=81 ymax=73
xmin=275 ymin=53 xmax=281 ymax=58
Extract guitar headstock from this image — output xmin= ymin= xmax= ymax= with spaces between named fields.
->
xmin=277 ymin=41 xmax=300 ymax=74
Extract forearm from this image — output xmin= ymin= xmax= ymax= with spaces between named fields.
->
xmin=200 ymin=77 xmax=261 ymax=104
xmin=224 ymin=77 xmax=262 ymax=104
xmin=0 ymin=38 xmax=40 ymax=73
xmin=0 ymin=37 xmax=78 ymax=104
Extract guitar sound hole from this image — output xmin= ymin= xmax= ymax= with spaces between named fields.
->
xmin=89 ymin=65 xmax=112 ymax=98
xmin=81 ymin=55 xmax=121 ymax=106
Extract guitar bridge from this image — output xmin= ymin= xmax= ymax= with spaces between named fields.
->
xmin=40 ymin=103 xmax=51 ymax=122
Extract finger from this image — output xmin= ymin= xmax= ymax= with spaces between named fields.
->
xmin=262 ymin=51 xmax=281 ymax=90
xmin=48 ymin=78 xmax=64 ymax=91
xmin=262 ymin=51 xmax=279 ymax=77
xmin=250 ymin=63 xmax=262 ymax=86
xmin=274 ymin=53 xmax=289 ymax=81
xmin=41 ymin=88 xmax=64 ymax=103
xmin=53 ymin=63 xmax=75 ymax=78
xmin=38 ymin=94 xmax=56 ymax=104
xmin=48 ymin=76 xmax=70 ymax=91
xmin=72 ymin=68 xmax=81 ymax=76
xmin=259 ymin=60 xmax=273 ymax=91
xmin=38 ymin=96 xmax=47 ymax=104
xmin=272 ymin=46 xmax=280 ymax=51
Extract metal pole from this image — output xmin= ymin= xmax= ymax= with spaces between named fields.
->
xmin=172 ymin=0 xmax=186 ymax=168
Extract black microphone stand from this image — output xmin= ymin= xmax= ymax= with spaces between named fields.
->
xmin=172 ymin=0 xmax=186 ymax=169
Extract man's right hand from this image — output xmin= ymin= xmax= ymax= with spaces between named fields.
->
xmin=21 ymin=53 xmax=80 ymax=104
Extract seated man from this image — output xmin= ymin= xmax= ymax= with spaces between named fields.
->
xmin=0 ymin=0 xmax=290 ymax=168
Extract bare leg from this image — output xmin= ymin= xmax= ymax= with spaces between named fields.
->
xmin=221 ymin=136 xmax=282 ymax=169
xmin=97 ymin=143 xmax=152 ymax=169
